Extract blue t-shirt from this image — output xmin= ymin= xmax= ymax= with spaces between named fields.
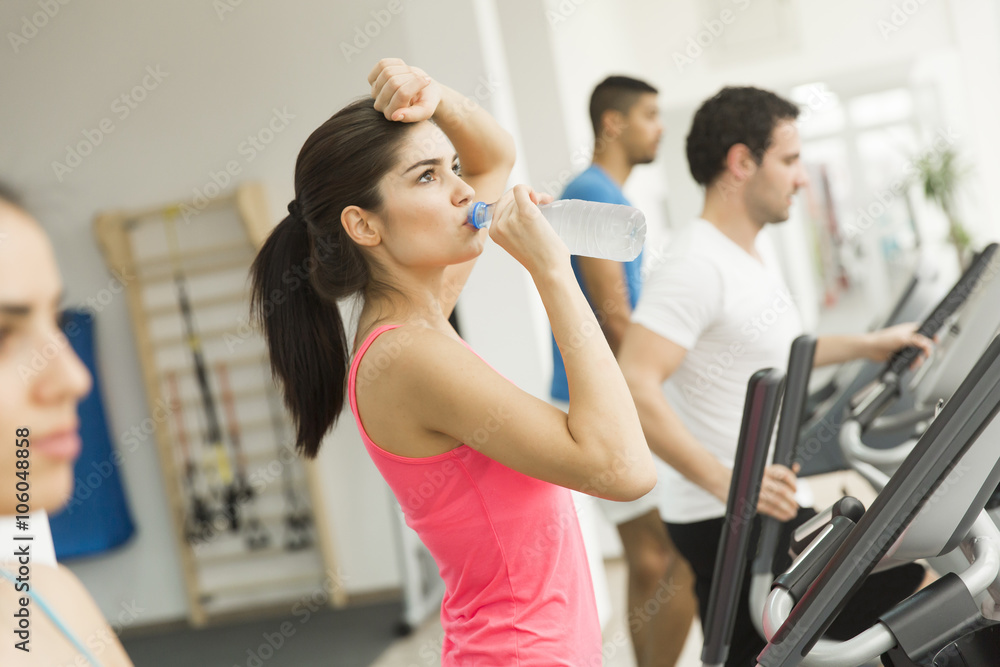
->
xmin=550 ymin=165 xmax=644 ymax=401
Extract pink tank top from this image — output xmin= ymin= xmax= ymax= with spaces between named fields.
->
xmin=349 ymin=325 xmax=600 ymax=665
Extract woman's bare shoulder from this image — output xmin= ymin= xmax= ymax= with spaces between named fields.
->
xmin=356 ymin=319 xmax=466 ymax=371
xmin=0 ymin=562 xmax=135 ymax=666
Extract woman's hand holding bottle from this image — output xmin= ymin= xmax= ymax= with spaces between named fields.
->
xmin=488 ymin=185 xmax=569 ymax=276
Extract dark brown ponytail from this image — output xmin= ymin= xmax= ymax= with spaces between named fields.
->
xmin=250 ymin=99 xmax=412 ymax=458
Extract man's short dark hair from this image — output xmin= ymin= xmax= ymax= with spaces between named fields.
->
xmin=686 ymin=86 xmax=800 ymax=187
xmin=589 ymin=75 xmax=658 ymax=137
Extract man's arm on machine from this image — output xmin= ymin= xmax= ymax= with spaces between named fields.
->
xmin=619 ymin=323 xmax=798 ymax=521
xmin=814 ymin=323 xmax=934 ymax=367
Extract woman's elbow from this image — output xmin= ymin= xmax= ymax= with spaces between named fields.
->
xmin=590 ymin=447 xmax=657 ymax=502
xmin=620 ymin=458 xmax=657 ymax=501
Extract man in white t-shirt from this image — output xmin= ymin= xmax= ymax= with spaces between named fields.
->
xmin=618 ymin=86 xmax=933 ymax=667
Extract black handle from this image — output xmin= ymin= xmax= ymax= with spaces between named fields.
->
xmin=852 ymin=379 xmax=902 ymax=429
xmin=753 ymin=336 xmax=816 ymax=576
xmin=774 ymin=515 xmax=859 ymax=603
xmin=884 ymin=243 xmax=997 ymax=378
xmin=788 ymin=497 xmax=865 ymax=557
xmin=701 ymin=368 xmax=785 ymax=667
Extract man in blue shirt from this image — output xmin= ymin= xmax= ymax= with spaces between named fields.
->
xmin=551 ymin=76 xmax=696 ymax=667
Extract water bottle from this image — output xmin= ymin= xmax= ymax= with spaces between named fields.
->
xmin=467 ymin=199 xmax=646 ymax=262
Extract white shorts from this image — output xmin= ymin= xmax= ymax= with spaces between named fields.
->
xmin=595 ymin=480 xmax=662 ymax=525
xmin=549 ymin=398 xmax=662 ymax=526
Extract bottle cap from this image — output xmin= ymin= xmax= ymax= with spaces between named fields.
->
xmin=467 ymin=201 xmax=489 ymax=229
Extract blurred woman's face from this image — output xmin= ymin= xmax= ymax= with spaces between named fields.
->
xmin=0 ymin=204 xmax=91 ymax=514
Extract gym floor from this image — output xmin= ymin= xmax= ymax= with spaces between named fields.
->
xmin=120 ymin=598 xmax=404 ymax=667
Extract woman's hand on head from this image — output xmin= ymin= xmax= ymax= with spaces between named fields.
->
xmin=368 ymin=58 xmax=441 ymax=122
xmin=489 ymin=185 xmax=566 ymax=275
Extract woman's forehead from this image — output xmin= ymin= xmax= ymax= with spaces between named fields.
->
xmin=398 ymin=121 xmax=455 ymax=161
xmin=0 ymin=210 xmax=61 ymax=305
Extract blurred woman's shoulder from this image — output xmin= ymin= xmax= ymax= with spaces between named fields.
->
xmin=0 ymin=561 xmax=133 ymax=666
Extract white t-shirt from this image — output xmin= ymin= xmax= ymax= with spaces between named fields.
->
xmin=633 ymin=219 xmax=805 ymax=523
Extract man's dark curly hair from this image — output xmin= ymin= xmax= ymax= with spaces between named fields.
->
xmin=686 ymin=86 xmax=799 ymax=187
xmin=589 ymin=75 xmax=658 ymax=137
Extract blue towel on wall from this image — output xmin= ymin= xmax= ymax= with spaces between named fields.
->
xmin=49 ymin=309 xmax=136 ymax=560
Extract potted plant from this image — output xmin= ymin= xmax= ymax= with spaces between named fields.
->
xmin=912 ymin=147 xmax=972 ymax=270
